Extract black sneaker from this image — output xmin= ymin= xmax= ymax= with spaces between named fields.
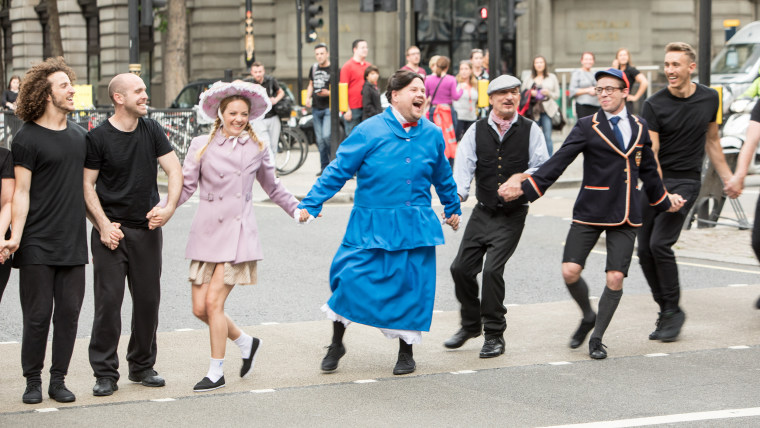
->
xmin=648 ymin=312 xmax=663 ymax=340
xmin=320 ymin=343 xmax=346 ymax=372
xmin=240 ymin=337 xmax=262 ymax=378
xmin=392 ymin=352 xmax=416 ymax=375
xmin=93 ymin=377 xmax=118 ymax=396
xmin=756 ymin=295 xmax=760 ymax=309
xmin=22 ymin=383 xmax=42 ymax=404
xmin=48 ymin=382 xmax=76 ymax=403
xmin=658 ymin=310 xmax=686 ymax=342
xmin=128 ymin=368 xmax=166 ymax=387
xmin=193 ymin=376 xmax=225 ymax=392
xmin=589 ymin=338 xmax=607 ymax=360
xmin=570 ymin=315 xmax=596 ymax=348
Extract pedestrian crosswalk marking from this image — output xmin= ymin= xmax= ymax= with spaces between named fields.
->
xmin=261 ymin=322 xmax=279 ymax=325
xmin=729 ymin=345 xmax=750 ymax=349
xmin=251 ymin=389 xmax=276 ymax=393
xmin=35 ymin=408 xmax=58 ymax=413
xmin=353 ymin=379 xmax=377 ymax=383
xmin=174 ymin=328 xmax=194 ymax=332
xmin=151 ymin=398 xmax=175 ymax=402
xmin=548 ymin=361 xmax=572 ymax=365
xmin=0 ymin=341 xmax=18 ymax=345
xmin=539 ymin=406 xmax=760 ymax=427
xmin=450 ymin=370 xmax=477 ymax=374
xmin=645 ymin=353 xmax=668 ymax=357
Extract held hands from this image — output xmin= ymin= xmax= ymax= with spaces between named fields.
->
xmin=441 ymin=212 xmax=460 ymax=231
xmin=146 ymin=205 xmax=176 ymax=230
xmin=100 ymin=222 xmax=124 ymax=251
xmin=666 ymin=193 xmax=686 ymax=213
xmin=723 ymin=174 xmax=743 ymax=199
xmin=0 ymin=238 xmax=18 ymax=263
xmin=297 ymin=208 xmax=321 ymax=224
xmin=497 ymin=174 xmax=526 ymax=202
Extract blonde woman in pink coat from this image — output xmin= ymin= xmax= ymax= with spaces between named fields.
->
xmin=161 ymin=81 xmax=299 ymax=391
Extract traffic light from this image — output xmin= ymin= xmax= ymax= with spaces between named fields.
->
xmin=305 ymin=0 xmax=324 ymax=43
xmin=477 ymin=5 xmax=488 ymax=36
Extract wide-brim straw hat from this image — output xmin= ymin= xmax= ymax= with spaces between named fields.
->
xmin=196 ymin=80 xmax=271 ymax=124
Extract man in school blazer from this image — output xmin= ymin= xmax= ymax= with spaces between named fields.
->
xmin=498 ymin=68 xmax=684 ymax=360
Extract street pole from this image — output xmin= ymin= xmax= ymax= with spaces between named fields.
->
xmin=399 ymin=0 xmax=406 ymax=68
xmin=487 ymin=0 xmax=500 ymax=77
xmin=245 ymin=0 xmax=255 ymax=69
xmin=296 ymin=0 xmax=303 ymax=104
xmin=329 ymin=0 xmax=339 ymax=160
xmin=698 ymin=0 xmax=711 ymax=86
xmin=128 ymin=0 xmax=140 ymax=75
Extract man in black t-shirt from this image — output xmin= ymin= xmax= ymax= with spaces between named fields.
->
xmin=84 ymin=73 xmax=182 ymax=397
xmin=639 ymin=42 xmax=737 ymax=343
xmin=250 ymin=62 xmax=285 ymax=159
xmin=306 ymin=43 xmax=336 ymax=174
xmin=3 ymin=57 xmax=88 ymax=405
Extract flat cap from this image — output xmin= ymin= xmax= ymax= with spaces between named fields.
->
xmin=487 ymin=75 xmax=521 ymax=95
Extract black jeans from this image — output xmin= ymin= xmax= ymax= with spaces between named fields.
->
xmin=450 ymin=204 xmax=528 ymax=337
xmin=20 ymin=264 xmax=86 ymax=384
xmin=637 ymin=178 xmax=701 ymax=312
xmin=89 ymin=226 xmax=163 ymax=381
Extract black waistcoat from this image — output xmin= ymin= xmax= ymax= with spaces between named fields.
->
xmin=474 ymin=116 xmax=531 ymax=212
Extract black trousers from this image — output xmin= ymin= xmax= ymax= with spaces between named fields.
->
xmin=0 ymin=258 xmax=11 ymax=304
xmin=89 ymin=226 xmax=162 ymax=381
xmin=751 ymin=195 xmax=760 ymax=263
xmin=20 ymin=264 xmax=86 ymax=384
xmin=637 ymin=178 xmax=701 ymax=313
xmin=450 ymin=204 xmax=528 ymax=337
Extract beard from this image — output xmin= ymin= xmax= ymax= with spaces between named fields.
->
xmin=51 ymin=93 xmax=74 ymax=113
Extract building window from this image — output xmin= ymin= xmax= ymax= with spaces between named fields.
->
xmin=34 ymin=1 xmax=51 ymax=60
xmin=79 ymin=0 xmax=100 ymax=84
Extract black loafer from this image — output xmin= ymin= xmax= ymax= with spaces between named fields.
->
xmin=649 ymin=312 xmax=663 ymax=340
xmin=22 ymin=383 xmax=42 ymax=404
xmin=92 ymin=377 xmax=118 ymax=396
xmin=321 ymin=343 xmax=346 ymax=372
xmin=193 ymin=376 xmax=225 ymax=392
xmin=658 ymin=310 xmax=686 ymax=343
xmin=443 ymin=328 xmax=481 ymax=349
xmin=393 ymin=352 xmax=416 ymax=375
xmin=240 ymin=337 xmax=262 ymax=378
xmin=48 ymin=382 xmax=76 ymax=403
xmin=589 ymin=338 xmax=607 ymax=360
xmin=128 ymin=368 xmax=166 ymax=387
xmin=479 ymin=336 xmax=505 ymax=358
xmin=570 ymin=316 xmax=596 ymax=349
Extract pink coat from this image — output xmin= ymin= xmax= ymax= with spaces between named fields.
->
xmin=171 ymin=130 xmax=298 ymax=264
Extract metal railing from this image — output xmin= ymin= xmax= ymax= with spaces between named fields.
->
xmin=1 ymin=108 xmax=205 ymax=164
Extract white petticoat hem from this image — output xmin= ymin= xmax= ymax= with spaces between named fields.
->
xmin=321 ymin=303 xmax=422 ymax=345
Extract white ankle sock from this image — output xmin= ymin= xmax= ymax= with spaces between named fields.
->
xmin=234 ymin=333 xmax=253 ymax=359
xmin=207 ymin=358 xmax=224 ymax=382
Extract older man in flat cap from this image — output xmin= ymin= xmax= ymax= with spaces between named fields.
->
xmin=445 ymin=74 xmax=549 ymax=358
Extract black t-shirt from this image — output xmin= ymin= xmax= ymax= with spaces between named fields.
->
xmin=750 ymin=100 xmax=760 ymax=122
xmin=11 ymin=120 xmax=88 ymax=266
xmin=2 ymin=90 xmax=17 ymax=106
xmin=642 ymin=83 xmax=719 ymax=178
xmin=257 ymin=75 xmax=280 ymax=118
xmin=0 ymin=148 xmax=13 ymax=236
xmin=85 ymin=117 xmax=173 ymax=228
xmin=309 ymin=63 xmax=333 ymax=110
xmin=621 ymin=66 xmax=640 ymax=90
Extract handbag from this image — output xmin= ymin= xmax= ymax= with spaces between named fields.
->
xmin=518 ymin=86 xmax=533 ymax=116
xmin=551 ymin=108 xmax=566 ymax=130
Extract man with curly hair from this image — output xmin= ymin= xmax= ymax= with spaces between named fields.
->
xmin=2 ymin=57 xmax=88 ymax=404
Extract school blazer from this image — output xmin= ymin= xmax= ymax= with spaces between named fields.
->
xmin=521 ymin=110 xmax=671 ymax=226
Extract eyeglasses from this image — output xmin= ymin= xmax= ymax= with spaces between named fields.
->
xmin=594 ymin=86 xmax=624 ymax=95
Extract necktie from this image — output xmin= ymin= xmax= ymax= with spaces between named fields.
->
xmin=402 ymin=122 xmax=418 ymax=128
xmin=609 ymin=116 xmax=626 ymax=151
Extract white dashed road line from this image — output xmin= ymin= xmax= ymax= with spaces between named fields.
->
xmin=539 ymin=406 xmax=760 ymax=428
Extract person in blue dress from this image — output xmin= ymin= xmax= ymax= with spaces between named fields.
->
xmin=298 ymin=70 xmax=461 ymax=375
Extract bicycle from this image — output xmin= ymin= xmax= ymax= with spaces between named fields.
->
xmin=275 ymin=125 xmax=308 ymax=175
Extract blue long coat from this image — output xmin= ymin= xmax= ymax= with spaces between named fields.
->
xmin=299 ymin=107 xmax=461 ymax=331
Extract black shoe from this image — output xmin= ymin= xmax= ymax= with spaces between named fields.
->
xmin=589 ymin=338 xmax=607 ymax=360
xmin=479 ymin=336 xmax=505 ymax=358
xmin=321 ymin=343 xmax=346 ymax=372
xmin=193 ymin=376 xmax=225 ymax=392
xmin=128 ymin=368 xmax=166 ymax=387
xmin=48 ymin=382 xmax=76 ymax=403
xmin=92 ymin=377 xmax=118 ymax=396
xmin=22 ymin=383 xmax=42 ymax=404
xmin=443 ymin=328 xmax=481 ymax=349
xmin=393 ymin=352 xmax=416 ymax=375
xmin=240 ymin=337 xmax=262 ymax=378
xmin=569 ymin=316 xmax=596 ymax=349
xmin=649 ymin=312 xmax=663 ymax=340
xmin=755 ymin=295 xmax=760 ymax=309
xmin=316 ymin=170 xmax=323 ymax=177
xmin=658 ymin=310 xmax=686 ymax=342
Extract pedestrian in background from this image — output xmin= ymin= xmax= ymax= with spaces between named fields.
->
xmin=85 ymin=73 xmax=183 ymax=397
xmin=305 ymin=43 xmax=335 ymax=176
xmin=613 ymin=48 xmax=649 ymax=114
xmin=401 ymin=45 xmax=426 ymax=78
xmin=569 ymin=52 xmax=600 ymax=119
xmin=361 ymin=65 xmax=382 ymax=121
xmin=167 ymin=81 xmax=300 ymax=392
xmin=340 ymin=39 xmax=371 ymax=136
xmin=471 ymin=49 xmax=489 ymax=81
xmin=298 ymin=70 xmax=461 ymax=376
xmin=250 ymin=62 xmax=285 ymax=158
xmin=428 ymin=55 xmax=440 ymax=77
xmin=426 ymin=56 xmax=462 ymax=166
xmin=3 ymin=75 xmax=20 ymax=110
xmin=453 ymin=60 xmax=479 ymax=140
xmin=4 ymin=57 xmax=88 ymax=405
xmin=521 ymin=55 xmax=560 ymax=156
